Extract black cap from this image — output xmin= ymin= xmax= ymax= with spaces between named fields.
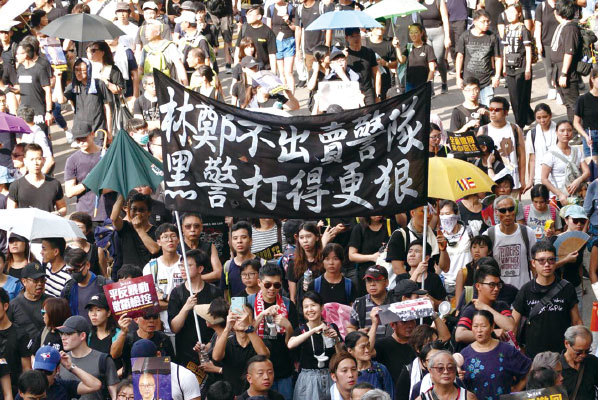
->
xmin=330 ymin=47 xmax=346 ymax=60
xmin=394 ymin=279 xmax=428 ymax=298
xmin=8 ymin=233 xmax=28 ymax=242
xmin=85 ymin=293 xmax=109 ymax=310
xmin=363 ymin=265 xmax=388 ymax=280
xmin=22 ymin=262 xmax=46 ymax=279
xmin=57 ymin=315 xmax=91 ymax=334
xmin=283 ymin=219 xmax=303 ymax=240
xmin=241 ymin=56 xmax=259 ymax=69
xmin=71 ymin=121 xmax=93 ymax=140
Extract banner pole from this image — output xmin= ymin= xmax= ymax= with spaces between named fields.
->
xmin=174 ymin=210 xmax=203 ymax=344
xmin=421 ymin=204 xmax=428 ymax=325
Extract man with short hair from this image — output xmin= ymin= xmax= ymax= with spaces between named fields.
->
xmin=30 ymin=345 xmax=102 ymax=399
xmin=234 ymin=5 xmax=277 ymax=73
xmin=130 ymin=339 xmax=201 ymax=400
xmin=134 ymin=1 xmax=172 ymax=56
xmin=113 ymin=2 xmax=138 ymax=50
xmin=456 ymin=10 xmax=501 ymax=106
xmin=181 ymin=213 xmax=223 ymax=283
xmin=249 ymin=264 xmax=298 ymax=399
xmin=41 ymin=237 xmax=69 ymax=298
xmin=15 ymin=370 xmax=48 ymax=400
xmin=139 ymin=19 xmax=188 ymax=85
xmin=329 ymin=352 xmax=358 ymax=400
xmin=7 ymin=143 xmax=66 ymax=215
xmin=347 ymin=266 xmax=390 ymax=339
xmin=237 ymin=356 xmax=284 ymax=400
xmin=455 ymin=264 xmax=515 ymax=344
xmin=64 ymin=122 xmax=113 ymax=223
xmin=449 ymin=77 xmax=490 ymax=133
xmin=374 ymin=317 xmax=416 ymax=385
xmin=0 ymin=287 xmax=32 ymax=397
xmin=477 ymin=96 xmax=526 ymax=191
xmin=17 ymin=106 xmax=53 ymax=173
xmin=512 ymin=240 xmax=582 ymax=357
xmin=560 ymin=325 xmax=598 ymax=400
xmin=133 ymin=75 xmax=161 ymax=130
xmin=345 ymin=27 xmax=381 ymax=105
xmin=57 ymin=316 xmax=119 ymax=400
xmin=485 ymin=195 xmax=536 ymax=289
xmin=61 ymin=248 xmax=110 ymax=320
xmin=8 ymin=262 xmax=49 ymax=339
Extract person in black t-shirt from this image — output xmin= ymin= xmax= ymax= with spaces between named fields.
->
xmin=374 ymin=318 xmax=416 ymax=385
xmin=345 ymin=27 xmax=381 ymax=105
xmin=309 ymin=243 xmax=357 ymax=304
xmin=550 ymin=0 xmax=582 ymax=122
xmin=168 ymin=249 xmax=223 ymax=371
xmin=181 ymin=212 xmax=224 ymax=283
xmin=512 ymin=240 xmax=582 ymax=358
xmin=366 ymin=27 xmax=401 ymax=100
xmin=573 ymin=69 xmax=598 ymax=162
xmin=110 ymin=192 xmax=159 ymax=279
xmin=15 ymin=42 xmax=53 ymax=126
xmin=428 ymin=123 xmax=451 ymax=157
xmin=348 ymin=217 xmax=389 ymax=296
xmin=535 ymin=0 xmax=560 ymax=96
xmin=235 ymin=5 xmax=277 ymax=72
xmin=133 ymin=74 xmax=160 ymax=130
xmin=450 ymin=77 xmax=490 ymax=133
xmin=398 ymin=23 xmax=436 ymax=92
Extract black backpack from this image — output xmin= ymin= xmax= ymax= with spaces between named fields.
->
xmin=207 ymin=0 xmax=228 ymax=17
xmin=576 ymin=26 xmax=597 ymax=77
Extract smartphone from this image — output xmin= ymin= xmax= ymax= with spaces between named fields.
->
xmin=231 ymin=297 xmax=246 ymax=314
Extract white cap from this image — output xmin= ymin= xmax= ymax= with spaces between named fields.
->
xmin=175 ymin=11 xmax=196 ymax=24
xmin=142 ymin=1 xmax=158 ymax=10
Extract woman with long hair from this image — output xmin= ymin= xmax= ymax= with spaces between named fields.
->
xmin=6 ymin=234 xmax=37 ymax=279
xmin=192 ymin=65 xmax=223 ymax=101
xmin=230 ymin=38 xmax=258 ymax=105
xmin=541 ymin=120 xmax=591 ymax=205
xmin=286 ymin=222 xmax=324 ymax=304
xmin=311 ymin=243 xmax=356 ymax=305
xmin=348 ymin=216 xmax=390 ymax=296
xmin=38 ymin=297 xmax=71 ymax=352
xmin=87 ymin=41 xmax=125 ymax=97
xmin=87 ymin=293 xmax=119 ymax=355
xmin=288 ymin=291 xmax=342 ymax=400
xmin=460 ymin=310 xmax=531 ymax=400
xmin=0 ymin=252 xmax=23 ymax=300
xmin=345 ymin=331 xmax=394 ymax=396
xmin=398 ymin=23 xmax=436 ymax=92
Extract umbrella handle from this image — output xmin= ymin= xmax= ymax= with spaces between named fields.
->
xmin=95 ymin=129 xmax=109 ymax=150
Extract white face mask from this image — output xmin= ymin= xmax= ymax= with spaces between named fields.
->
xmin=440 ymin=214 xmax=460 ymax=233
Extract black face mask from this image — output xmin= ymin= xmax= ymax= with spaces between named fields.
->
xmin=71 ymin=271 xmax=87 ymax=283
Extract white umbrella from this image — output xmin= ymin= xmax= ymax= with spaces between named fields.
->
xmin=365 ymin=0 xmax=427 ymax=20
xmin=0 ymin=208 xmax=86 ymax=241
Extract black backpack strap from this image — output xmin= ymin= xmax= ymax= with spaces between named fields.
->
xmin=518 ymin=224 xmax=531 ymax=270
xmin=528 ymin=279 xmax=569 ymax=320
xmin=511 ymin=123 xmax=520 ymax=150
xmin=357 ymin=296 xmax=367 ymax=328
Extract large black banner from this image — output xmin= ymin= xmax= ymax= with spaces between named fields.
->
xmin=155 ymin=72 xmax=430 ymax=218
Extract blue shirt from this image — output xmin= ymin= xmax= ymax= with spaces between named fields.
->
xmin=220 ymin=258 xmax=245 ymax=297
xmin=356 ymin=361 xmax=395 ymax=398
xmin=2 ymin=275 xmax=23 ymax=300
xmin=15 ymin=378 xmax=79 ymax=400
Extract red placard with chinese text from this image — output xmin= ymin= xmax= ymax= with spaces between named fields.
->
xmin=104 ymin=275 xmax=160 ymax=319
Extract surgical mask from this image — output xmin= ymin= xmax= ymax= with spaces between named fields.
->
xmin=439 ymin=214 xmax=459 ymax=233
xmin=136 ymin=133 xmax=149 ymax=145
xmin=71 ymin=271 xmax=87 ymax=283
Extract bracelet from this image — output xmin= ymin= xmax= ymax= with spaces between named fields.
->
xmin=68 ymin=365 xmax=75 ymax=372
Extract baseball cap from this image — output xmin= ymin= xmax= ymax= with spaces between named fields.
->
xmin=8 ymin=233 xmax=27 ymax=242
xmin=57 ymin=315 xmax=91 ymax=335
xmin=85 ymin=293 xmax=109 ymax=310
xmin=564 ymin=205 xmax=588 ymax=220
xmin=283 ymin=219 xmax=303 ymax=241
xmin=22 ymin=262 xmax=46 ymax=279
xmin=180 ymin=1 xmax=198 ymax=11
xmin=131 ymin=339 xmax=158 ymax=358
xmin=364 ymin=265 xmax=388 ymax=280
xmin=115 ymin=2 xmax=129 ymax=11
xmin=194 ymin=304 xmax=225 ymax=325
xmin=0 ymin=166 xmax=14 ymax=185
xmin=142 ymin=1 xmax=158 ymax=10
xmin=175 ymin=11 xmax=196 ymax=24
xmin=33 ymin=346 xmax=61 ymax=372
xmin=394 ymin=279 xmax=428 ymax=298
xmin=71 ymin=121 xmax=93 ymax=140
xmin=241 ymin=56 xmax=259 ymax=69
xmin=330 ymin=47 xmax=346 ymax=60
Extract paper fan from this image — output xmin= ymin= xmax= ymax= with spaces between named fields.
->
xmin=553 ymin=231 xmax=590 ymax=258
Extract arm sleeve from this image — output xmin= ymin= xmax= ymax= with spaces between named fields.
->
xmin=8 ymin=179 xmax=18 ymax=202
xmin=133 ymin=98 xmax=143 ymax=115
xmin=506 ymin=344 xmax=533 ymax=376
xmin=535 ymin=6 xmax=542 ymax=22
xmin=456 ymin=33 xmax=466 ymax=55
xmin=493 ymin=34 xmax=501 ymax=57
xmin=349 ymin=299 xmax=360 ymax=327
xmin=386 ymin=230 xmax=406 ymax=262
xmin=267 ymin=30 xmax=277 ymax=54
xmin=53 ymin=179 xmax=64 ymax=203
xmin=457 ymin=304 xmax=475 ymax=329
xmin=449 ymin=109 xmax=464 ymax=132
xmin=64 ymin=155 xmax=76 ymax=182
xmin=525 ymin=130 xmax=534 ymax=154
xmin=104 ymin=356 xmax=120 ymax=386
xmin=512 ymin=287 xmax=528 ymax=315
xmin=167 ymin=287 xmax=182 ymax=324
xmin=179 ymin=366 xmax=202 ymax=398
xmin=126 ymin=48 xmax=138 ymax=70
xmin=426 ymin=45 xmax=436 ymax=62
xmin=347 ymin=224 xmax=363 ymax=250
xmin=574 ymin=95 xmax=585 ymax=117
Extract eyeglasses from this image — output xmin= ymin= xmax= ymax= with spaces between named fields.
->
xmin=143 ymin=314 xmax=160 ymax=320
xmin=489 ymin=107 xmax=504 ymax=112
xmin=160 ymin=235 xmax=178 ymax=242
xmin=66 ymin=263 xmax=85 ymax=273
xmin=117 ymin=395 xmax=135 ymax=400
xmin=479 ymin=281 xmax=503 ymax=289
xmin=241 ymin=272 xmax=257 ymax=279
xmin=262 ymin=281 xmax=282 ymax=289
xmin=497 ymin=206 xmax=515 ymax=214
xmin=26 ymin=277 xmax=46 ymax=284
xmin=184 ymin=223 xmax=201 ymax=229
xmin=572 ymin=347 xmax=592 ymax=356
xmin=430 ymin=365 xmax=457 ymax=373
xmin=534 ymin=258 xmax=556 ymax=265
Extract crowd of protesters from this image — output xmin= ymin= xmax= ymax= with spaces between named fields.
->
xmin=0 ymin=0 xmax=597 ymax=399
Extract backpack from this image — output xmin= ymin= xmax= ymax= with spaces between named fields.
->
xmin=143 ymin=41 xmax=174 ymax=77
xmin=94 ymin=219 xmax=120 ymax=262
xmin=97 ymin=352 xmax=111 ymax=400
xmin=183 ymin=33 xmax=216 ymax=64
xmin=314 ymin=275 xmax=353 ymax=303
xmin=485 ymin=225 xmax=531 ymax=274
xmin=268 ymin=2 xmax=294 ymax=21
xmin=481 ymin=123 xmax=521 ymax=151
xmin=247 ymin=292 xmax=291 ymax=315
xmin=523 ymin=204 xmax=557 ymax=224
xmin=576 ymin=26 xmax=597 ymax=77
xmin=207 ymin=0 xmax=228 ymax=17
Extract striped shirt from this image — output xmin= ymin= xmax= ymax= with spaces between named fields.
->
xmin=45 ymin=263 xmax=71 ymax=298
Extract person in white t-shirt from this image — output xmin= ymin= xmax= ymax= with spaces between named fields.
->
xmin=541 ymin=120 xmax=590 ymax=205
xmin=525 ymin=103 xmax=557 ymax=189
xmin=439 ymin=200 xmax=473 ymax=297
xmin=143 ymin=223 xmax=182 ymax=332
xmin=17 ymin=106 xmax=54 ymax=174
xmin=113 ymin=2 xmax=139 ymax=51
xmin=485 ymin=195 xmax=536 ymax=289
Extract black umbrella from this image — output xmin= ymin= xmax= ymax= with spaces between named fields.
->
xmin=40 ymin=13 xmax=125 ymax=42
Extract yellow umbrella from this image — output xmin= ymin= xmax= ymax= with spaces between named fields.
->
xmin=428 ymin=157 xmax=495 ymax=201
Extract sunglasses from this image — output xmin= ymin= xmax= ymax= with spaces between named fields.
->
xmin=571 ymin=218 xmax=587 ymax=225
xmin=262 ymin=282 xmax=282 ymax=289
xmin=143 ymin=314 xmax=160 ymax=320
xmin=497 ymin=206 xmax=515 ymax=214
xmin=573 ymin=348 xmax=592 ymax=356
xmin=488 ymin=107 xmax=504 ymax=112
xmin=430 ymin=365 xmax=457 ymax=373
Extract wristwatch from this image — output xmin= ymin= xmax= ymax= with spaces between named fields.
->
xmin=244 ymin=325 xmax=255 ymax=333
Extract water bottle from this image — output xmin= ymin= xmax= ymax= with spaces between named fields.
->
xmin=303 ymin=269 xmax=313 ymax=292
xmin=199 ymin=344 xmax=210 ymax=364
